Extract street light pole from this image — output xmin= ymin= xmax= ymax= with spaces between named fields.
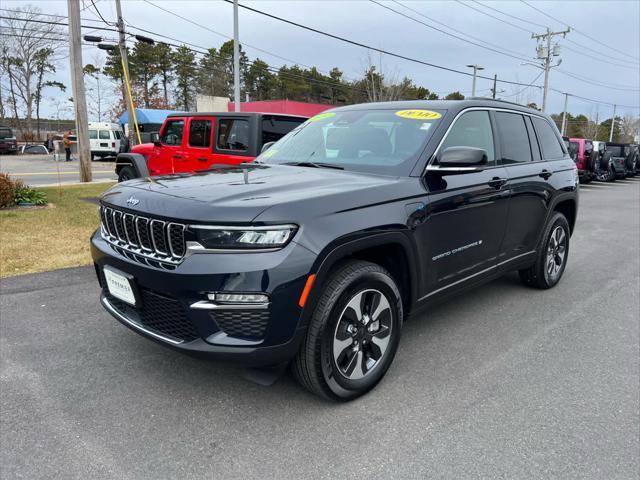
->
xmin=115 ymin=0 xmax=136 ymax=145
xmin=233 ymin=0 xmax=241 ymax=112
xmin=561 ymin=92 xmax=570 ymax=136
xmin=609 ymin=104 xmax=617 ymax=142
xmin=67 ymin=0 xmax=91 ymax=182
xmin=466 ymin=64 xmax=484 ymax=97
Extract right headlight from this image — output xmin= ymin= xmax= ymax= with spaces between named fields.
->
xmin=191 ymin=225 xmax=297 ymax=250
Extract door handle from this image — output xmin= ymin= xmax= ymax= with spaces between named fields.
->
xmin=539 ymin=169 xmax=553 ymax=180
xmin=197 ymin=157 xmax=208 ymax=162
xmin=488 ymin=177 xmax=507 ymax=189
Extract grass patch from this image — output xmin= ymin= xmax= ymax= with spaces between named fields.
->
xmin=0 ymin=182 xmax=115 ymax=278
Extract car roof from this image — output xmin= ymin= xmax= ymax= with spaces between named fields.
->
xmin=330 ymin=98 xmax=550 ymax=118
xmin=166 ymin=112 xmax=308 ymax=119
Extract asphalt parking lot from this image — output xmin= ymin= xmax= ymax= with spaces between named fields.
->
xmin=0 ymin=154 xmax=117 ymax=186
xmin=1 ymin=178 xmax=638 ymax=479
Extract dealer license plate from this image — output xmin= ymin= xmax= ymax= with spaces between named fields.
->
xmin=104 ymin=267 xmax=136 ymax=306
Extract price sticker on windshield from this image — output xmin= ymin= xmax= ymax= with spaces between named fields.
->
xmin=308 ymin=112 xmax=336 ymax=122
xmin=395 ymin=109 xmax=442 ymax=120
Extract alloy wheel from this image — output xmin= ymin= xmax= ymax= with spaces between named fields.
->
xmin=332 ymin=289 xmax=392 ymax=380
xmin=546 ymin=226 xmax=567 ymax=282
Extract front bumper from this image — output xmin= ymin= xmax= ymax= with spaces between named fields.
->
xmin=91 ymin=231 xmax=316 ymax=366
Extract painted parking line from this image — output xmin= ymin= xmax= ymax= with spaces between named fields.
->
xmin=16 ymin=171 xmax=114 ymax=176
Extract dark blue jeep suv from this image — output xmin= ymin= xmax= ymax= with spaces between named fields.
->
xmin=92 ymin=100 xmax=579 ymax=400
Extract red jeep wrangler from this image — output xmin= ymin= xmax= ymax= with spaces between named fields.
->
xmin=116 ymin=112 xmax=307 ymax=181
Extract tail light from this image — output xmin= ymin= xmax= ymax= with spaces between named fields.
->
xmin=112 ymin=142 xmax=116 ymax=148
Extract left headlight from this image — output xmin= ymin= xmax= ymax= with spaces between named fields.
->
xmin=192 ymin=225 xmax=298 ymax=250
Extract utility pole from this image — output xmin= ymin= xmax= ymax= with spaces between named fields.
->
xmin=466 ymin=64 xmax=484 ymax=97
xmin=67 ymin=0 xmax=91 ymax=182
xmin=491 ymin=74 xmax=497 ymax=99
xmin=609 ymin=104 xmax=617 ymax=142
xmin=233 ymin=0 xmax=241 ymax=112
xmin=561 ymin=92 xmax=570 ymax=136
xmin=115 ymin=0 xmax=136 ymax=146
xmin=531 ymin=27 xmax=570 ymax=112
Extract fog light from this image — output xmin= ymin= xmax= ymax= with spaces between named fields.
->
xmin=208 ymin=293 xmax=269 ymax=304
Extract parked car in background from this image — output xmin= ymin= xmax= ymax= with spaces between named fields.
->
xmin=18 ymin=144 xmax=49 ymax=155
xmin=592 ymin=140 xmax=615 ymax=182
xmin=89 ymin=122 xmax=125 ymax=160
xmin=115 ymin=112 xmax=307 ymax=182
xmin=631 ymin=144 xmax=640 ymax=172
xmin=605 ymin=143 xmax=631 ymax=178
xmin=563 ymin=136 xmax=578 ymax=162
xmin=92 ymin=99 xmax=578 ymax=400
xmin=569 ymin=137 xmax=595 ymax=183
xmin=0 ymin=126 xmax=18 ymax=154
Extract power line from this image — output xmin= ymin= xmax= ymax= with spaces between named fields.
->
xmin=370 ymin=0 xmax=530 ymax=62
xmin=520 ymin=0 xmax=640 ymax=62
xmin=222 ymin=0 xmax=543 ymax=88
xmin=501 ymin=71 xmax=544 ymax=98
xmin=90 ymin=0 xmax=113 ymax=26
xmin=470 ymin=0 xmax=546 ymax=29
xmin=453 ymin=0 xmax=533 ymax=34
xmin=556 ymin=69 xmax=640 ymax=92
xmin=560 ymin=43 xmax=637 ymax=70
xmin=391 ymin=0 xmax=531 ymax=60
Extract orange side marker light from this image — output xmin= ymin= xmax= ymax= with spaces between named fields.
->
xmin=298 ymin=274 xmax=316 ymax=308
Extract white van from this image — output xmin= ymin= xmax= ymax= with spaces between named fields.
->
xmin=88 ymin=122 xmax=125 ymax=160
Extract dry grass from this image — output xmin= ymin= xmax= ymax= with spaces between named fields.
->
xmin=0 ymin=182 xmax=115 ymax=278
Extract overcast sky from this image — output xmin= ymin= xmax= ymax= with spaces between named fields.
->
xmin=4 ymin=0 xmax=640 ymax=119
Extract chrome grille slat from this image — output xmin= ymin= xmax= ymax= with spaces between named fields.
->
xmin=99 ymin=206 xmax=186 ymax=266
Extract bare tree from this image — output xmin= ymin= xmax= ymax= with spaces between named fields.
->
xmin=1 ymin=6 xmax=65 ymax=138
xmin=620 ymin=114 xmax=640 ymax=143
xmin=360 ymin=52 xmax=404 ymax=102
xmin=84 ymin=53 xmax=110 ymax=122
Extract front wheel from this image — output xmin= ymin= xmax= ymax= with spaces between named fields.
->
xmin=292 ymin=260 xmax=403 ymax=401
xmin=519 ymin=212 xmax=570 ymax=289
xmin=117 ymin=165 xmax=137 ymax=182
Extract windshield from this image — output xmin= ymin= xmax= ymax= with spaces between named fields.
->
xmin=607 ymin=146 xmax=623 ymax=156
xmin=257 ymin=108 xmax=444 ymax=175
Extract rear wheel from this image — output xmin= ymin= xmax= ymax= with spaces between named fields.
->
xmin=292 ymin=260 xmax=403 ymax=401
xmin=519 ymin=212 xmax=570 ymax=289
xmin=117 ymin=165 xmax=137 ymax=182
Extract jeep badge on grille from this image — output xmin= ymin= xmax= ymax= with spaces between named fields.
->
xmin=126 ymin=196 xmax=140 ymax=206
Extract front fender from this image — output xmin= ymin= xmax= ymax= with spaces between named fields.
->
xmin=115 ymin=153 xmax=149 ymax=178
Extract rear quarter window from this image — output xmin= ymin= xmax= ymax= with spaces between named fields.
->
xmin=532 ymin=117 xmax=564 ymax=159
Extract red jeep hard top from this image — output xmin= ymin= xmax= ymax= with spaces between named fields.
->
xmin=568 ymin=137 xmax=594 ymax=171
xmin=119 ymin=112 xmax=307 ymax=180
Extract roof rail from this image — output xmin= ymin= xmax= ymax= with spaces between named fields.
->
xmin=468 ymin=97 xmax=533 ymax=109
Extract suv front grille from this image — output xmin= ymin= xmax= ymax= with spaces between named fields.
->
xmin=100 ymin=206 xmax=186 ymax=268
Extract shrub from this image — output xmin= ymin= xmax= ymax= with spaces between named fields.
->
xmin=14 ymin=186 xmax=48 ymax=206
xmin=0 ymin=173 xmax=17 ymax=208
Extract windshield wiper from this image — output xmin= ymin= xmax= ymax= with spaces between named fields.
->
xmin=284 ymin=161 xmax=344 ymax=170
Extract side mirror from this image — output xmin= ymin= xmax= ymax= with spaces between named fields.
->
xmin=427 ymin=147 xmax=487 ymax=174
xmin=261 ymin=141 xmax=276 ymax=154
xmin=150 ymin=132 xmax=161 ymax=147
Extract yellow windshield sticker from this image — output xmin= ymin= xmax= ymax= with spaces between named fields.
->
xmin=308 ymin=112 xmax=336 ymax=122
xmin=395 ymin=109 xmax=442 ymax=120
xmin=261 ymin=148 xmax=278 ymax=158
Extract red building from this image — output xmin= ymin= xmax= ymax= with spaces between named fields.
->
xmin=227 ymin=99 xmax=333 ymax=117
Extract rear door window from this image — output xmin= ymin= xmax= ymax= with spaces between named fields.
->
xmin=532 ymin=117 xmax=564 ymax=159
xmin=217 ymin=119 xmax=249 ymax=151
xmin=188 ymin=119 xmax=212 ymax=148
xmin=161 ymin=119 xmax=185 ymax=146
xmin=439 ymin=110 xmax=495 ymax=164
xmin=494 ymin=112 xmax=532 ymax=163
xmin=88 ymin=130 xmax=97 ymax=140
xmin=99 ymin=130 xmax=110 ymax=140
xmin=261 ymin=116 xmax=305 ymax=144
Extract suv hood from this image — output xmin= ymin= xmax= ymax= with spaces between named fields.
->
xmin=102 ymin=164 xmax=414 ymax=223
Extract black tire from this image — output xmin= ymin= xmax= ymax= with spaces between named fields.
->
xmin=118 ymin=165 xmax=137 ymax=182
xmin=292 ymin=260 xmax=403 ymax=401
xmin=519 ymin=212 xmax=570 ymax=289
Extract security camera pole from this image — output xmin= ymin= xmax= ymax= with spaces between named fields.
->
xmin=531 ymin=27 xmax=570 ymax=112
xmin=67 ymin=0 xmax=92 ymax=182
xmin=115 ymin=0 xmax=136 ymax=145
xmin=466 ymin=64 xmax=484 ymax=97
